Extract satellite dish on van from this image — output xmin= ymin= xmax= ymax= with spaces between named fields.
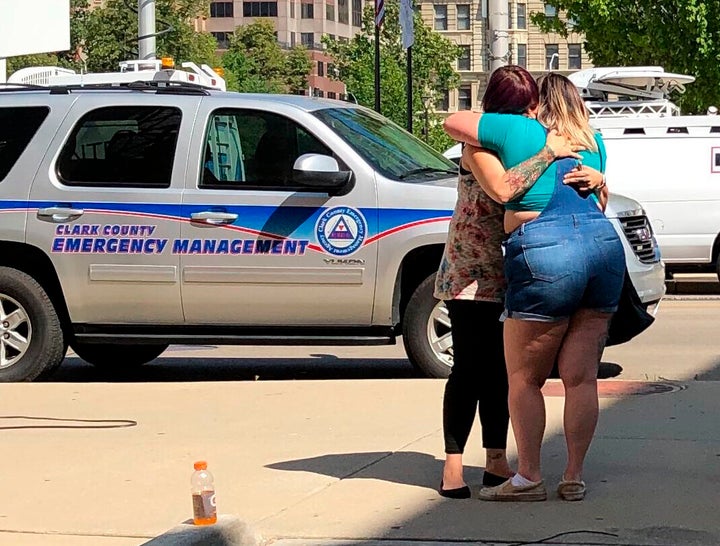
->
xmin=569 ymin=66 xmax=695 ymax=101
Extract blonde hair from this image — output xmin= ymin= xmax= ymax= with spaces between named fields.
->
xmin=537 ymin=73 xmax=597 ymax=152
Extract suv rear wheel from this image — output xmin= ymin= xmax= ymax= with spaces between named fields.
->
xmin=402 ymin=273 xmax=453 ymax=378
xmin=0 ymin=267 xmax=65 ymax=382
xmin=71 ymin=343 xmax=169 ymax=369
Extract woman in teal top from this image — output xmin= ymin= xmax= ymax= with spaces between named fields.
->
xmin=443 ymin=72 xmax=624 ymax=503
xmin=478 ymin=113 xmax=606 ymax=212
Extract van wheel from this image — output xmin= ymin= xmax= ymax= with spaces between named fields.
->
xmin=0 ymin=267 xmax=65 ymax=382
xmin=402 ymin=273 xmax=453 ymax=378
xmin=72 ymin=343 xmax=168 ymax=369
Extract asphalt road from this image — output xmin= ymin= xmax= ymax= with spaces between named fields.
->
xmin=46 ymin=296 xmax=720 ymax=384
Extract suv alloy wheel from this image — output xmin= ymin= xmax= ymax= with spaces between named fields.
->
xmin=402 ymin=273 xmax=453 ymax=378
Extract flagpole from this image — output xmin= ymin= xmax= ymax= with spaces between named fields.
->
xmin=374 ymin=0 xmax=383 ymax=113
xmin=406 ymin=46 xmax=412 ymax=132
xmin=374 ymin=24 xmax=381 ymax=113
xmin=400 ymin=0 xmax=415 ymax=132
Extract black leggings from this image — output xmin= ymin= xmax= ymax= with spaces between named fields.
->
xmin=443 ymin=299 xmax=509 ymax=454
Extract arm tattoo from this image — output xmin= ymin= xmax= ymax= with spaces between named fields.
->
xmin=503 ymin=145 xmax=556 ymax=201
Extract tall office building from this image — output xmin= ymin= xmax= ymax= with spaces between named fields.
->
xmin=418 ymin=0 xmax=591 ymax=112
xmin=207 ymin=0 xmax=365 ymax=97
xmin=89 ymin=0 xmax=589 ymax=107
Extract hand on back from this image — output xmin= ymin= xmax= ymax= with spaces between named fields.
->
xmin=545 ymin=129 xmax=583 ymax=159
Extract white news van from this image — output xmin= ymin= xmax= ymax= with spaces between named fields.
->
xmin=568 ymin=67 xmax=720 ymax=279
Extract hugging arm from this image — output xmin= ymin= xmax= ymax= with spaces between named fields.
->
xmin=562 ymin=164 xmax=608 ymax=211
xmin=443 ymin=111 xmax=483 ymax=146
xmin=563 ymin=133 xmax=609 ymax=211
xmin=596 ymin=184 xmax=609 ymax=211
xmin=463 ymin=145 xmax=554 ymax=203
xmin=462 ymin=130 xmax=583 ymax=204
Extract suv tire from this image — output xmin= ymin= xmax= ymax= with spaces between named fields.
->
xmin=0 ymin=267 xmax=65 ymax=382
xmin=402 ymin=273 xmax=453 ymax=379
xmin=71 ymin=343 xmax=168 ymax=369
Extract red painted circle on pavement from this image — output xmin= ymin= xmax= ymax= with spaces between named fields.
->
xmin=541 ymin=380 xmax=683 ymax=398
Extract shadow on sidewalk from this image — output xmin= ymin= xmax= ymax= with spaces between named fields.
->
xmin=265 ymin=369 xmax=720 ymax=545
xmin=47 ymin=354 xmax=420 ymax=382
xmin=46 ymin=356 xmax=622 ymax=383
xmin=268 ymin=451 xmax=455 ymax=490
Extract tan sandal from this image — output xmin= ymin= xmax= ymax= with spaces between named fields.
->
xmin=557 ymin=479 xmax=586 ymax=501
xmin=478 ymin=478 xmax=547 ymax=502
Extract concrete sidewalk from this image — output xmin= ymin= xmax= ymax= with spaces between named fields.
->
xmin=1 ymin=372 xmax=719 ymax=546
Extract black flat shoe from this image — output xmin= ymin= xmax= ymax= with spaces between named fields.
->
xmin=483 ymin=471 xmax=511 ymax=487
xmin=439 ymin=481 xmax=471 ymax=499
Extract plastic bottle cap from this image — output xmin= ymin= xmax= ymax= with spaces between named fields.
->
xmin=194 ymin=461 xmax=207 ymax=471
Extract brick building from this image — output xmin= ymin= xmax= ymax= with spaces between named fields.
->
xmin=207 ymin=0 xmax=365 ymax=97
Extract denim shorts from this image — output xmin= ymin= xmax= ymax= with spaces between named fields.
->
xmin=502 ymin=214 xmax=625 ymax=322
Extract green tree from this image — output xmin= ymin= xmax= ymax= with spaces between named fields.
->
xmin=222 ymin=20 xmax=286 ymax=92
xmin=221 ymin=20 xmax=312 ymax=93
xmin=324 ymin=1 xmax=461 ymax=151
xmin=6 ymin=53 xmax=60 ymax=74
xmin=285 ymin=45 xmax=313 ymax=94
xmin=532 ymin=0 xmax=720 ymax=114
xmin=80 ymin=0 xmax=219 ymax=72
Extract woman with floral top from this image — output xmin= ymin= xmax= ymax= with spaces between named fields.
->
xmin=434 ymin=66 xmax=594 ymax=499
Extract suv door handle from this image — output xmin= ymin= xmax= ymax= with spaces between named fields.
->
xmin=37 ymin=207 xmax=85 ymax=223
xmin=190 ymin=211 xmax=238 ymax=226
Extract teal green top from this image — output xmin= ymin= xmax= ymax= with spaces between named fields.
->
xmin=477 ymin=113 xmax=606 ymax=211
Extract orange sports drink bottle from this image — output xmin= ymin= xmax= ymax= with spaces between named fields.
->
xmin=191 ymin=461 xmax=217 ymax=525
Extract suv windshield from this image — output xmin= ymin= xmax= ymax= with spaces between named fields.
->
xmin=313 ymin=107 xmax=457 ymax=181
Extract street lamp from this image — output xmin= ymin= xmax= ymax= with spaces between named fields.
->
xmin=421 ymin=92 xmax=434 ymax=142
xmin=548 ymin=52 xmax=559 ymax=71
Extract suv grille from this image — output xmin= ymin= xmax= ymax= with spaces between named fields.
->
xmin=618 ymin=215 xmax=659 ymax=264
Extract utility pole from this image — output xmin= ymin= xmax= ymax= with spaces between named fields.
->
xmin=488 ymin=0 xmax=509 ymax=72
xmin=138 ymin=0 xmax=156 ymax=60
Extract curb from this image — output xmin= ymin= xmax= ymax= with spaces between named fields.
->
xmin=141 ymin=515 xmax=264 ymax=546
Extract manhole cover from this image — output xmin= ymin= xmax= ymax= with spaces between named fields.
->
xmin=542 ymin=380 xmax=684 ymax=398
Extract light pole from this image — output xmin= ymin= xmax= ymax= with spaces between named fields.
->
xmin=138 ymin=0 xmax=156 ymax=60
xmin=421 ymin=92 xmax=433 ymax=142
xmin=548 ymin=52 xmax=559 ymax=71
xmin=488 ymin=0 xmax=509 ymax=72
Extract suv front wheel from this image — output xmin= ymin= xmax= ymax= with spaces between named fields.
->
xmin=402 ymin=273 xmax=453 ymax=378
xmin=72 ymin=343 xmax=168 ymax=369
xmin=0 ymin=267 xmax=66 ymax=382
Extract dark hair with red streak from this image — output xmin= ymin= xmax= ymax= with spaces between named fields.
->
xmin=481 ymin=65 xmax=539 ymax=114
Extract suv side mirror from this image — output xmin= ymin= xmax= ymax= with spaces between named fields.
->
xmin=292 ymin=153 xmax=354 ymax=195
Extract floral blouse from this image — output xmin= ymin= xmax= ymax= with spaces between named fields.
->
xmin=434 ymin=164 xmax=506 ymax=303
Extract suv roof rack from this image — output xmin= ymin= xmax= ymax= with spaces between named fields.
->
xmin=0 ymin=82 xmax=49 ymax=92
xmin=6 ymin=59 xmax=226 ymax=92
xmin=47 ymin=80 xmax=212 ymax=95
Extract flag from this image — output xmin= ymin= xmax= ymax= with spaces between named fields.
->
xmin=375 ymin=0 xmax=385 ymax=27
xmin=399 ymin=0 xmax=414 ymax=49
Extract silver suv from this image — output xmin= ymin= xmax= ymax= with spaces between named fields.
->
xmin=0 ymin=84 xmax=665 ymax=381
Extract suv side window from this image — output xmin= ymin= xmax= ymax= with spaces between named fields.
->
xmin=0 ymin=106 xmax=50 ymax=182
xmin=201 ymin=109 xmax=332 ymax=190
xmin=57 ymin=106 xmax=182 ymax=188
